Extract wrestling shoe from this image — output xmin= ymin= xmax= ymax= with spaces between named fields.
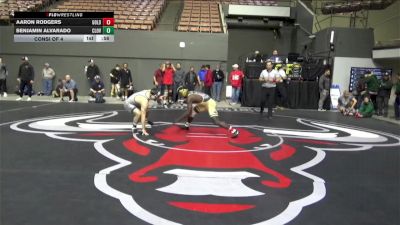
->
xmin=229 ymin=127 xmax=239 ymax=138
xmin=181 ymin=122 xmax=190 ymax=130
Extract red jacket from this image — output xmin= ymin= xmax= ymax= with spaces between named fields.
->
xmin=229 ymin=70 xmax=244 ymax=88
xmin=163 ymin=68 xmax=174 ymax=85
xmin=204 ymin=69 xmax=214 ymax=87
xmin=154 ymin=69 xmax=163 ymax=85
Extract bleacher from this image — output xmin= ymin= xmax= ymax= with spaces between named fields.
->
xmin=177 ymin=0 xmax=222 ymax=33
xmin=176 ymin=0 xmax=277 ymax=33
xmin=0 ymin=0 xmax=50 ymax=24
xmin=0 ymin=0 xmax=278 ymax=31
xmin=221 ymin=0 xmax=277 ymax=6
xmin=52 ymin=0 xmax=166 ymax=30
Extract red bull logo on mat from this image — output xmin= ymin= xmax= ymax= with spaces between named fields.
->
xmin=10 ymin=111 xmax=400 ymax=225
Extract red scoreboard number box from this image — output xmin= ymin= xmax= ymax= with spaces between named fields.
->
xmin=102 ymin=18 xmax=114 ymax=26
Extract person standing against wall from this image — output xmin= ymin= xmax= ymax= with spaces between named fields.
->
xmin=394 ymin=73 xmax=400 ymax=120
xmin=16 ymin=56 xmax=34 ymax=101
xmin=185 ymin=66 xmax=199 ymax=92
xmin=173 ymin=63 xmax=185 ymax=103
xmin=364 ymin=71 xmax=379 ymax=112
xmin=85 ymin=59 xmax=100 ymax=86
xmin=109 ymin=64 xmax=121 ymax=98
xmin=120 ymin=63 xmax=133 ymax=100
xmin=259 ymin=61 xmax=279 ymax=118
xmin=229 ymin=64 xmax=244 ymax=105
xmin=163 ymin=61 xmax=175 ymax=105
xmin=204 ymin=65 xmax=213 ymax=97
xmin=42 ymin=63 xmax=55 ymax=96
xmin=376 ymin=73 xmax=392 ymax=117
xmin=0 ymin=57 xmax=8 ymax=97
xmin=197 ymin=65 xmax=206 ymax=92
xmin=212 ymin=64 xmax=224 ymax=102
xmin=317 ymin=68 xmax=331 ymax=111
xmin=153 ymin=63 xmax=165 ymax=96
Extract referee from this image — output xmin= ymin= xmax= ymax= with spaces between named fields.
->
xmin=259 ymin=61 xmax=279 ymax=118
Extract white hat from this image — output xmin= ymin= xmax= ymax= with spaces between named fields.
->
xmin=232 ymin=64 xmax=239 ymax=68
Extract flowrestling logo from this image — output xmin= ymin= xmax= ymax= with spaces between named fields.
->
xmin=10 ymin=111 xmax=400 ymax=225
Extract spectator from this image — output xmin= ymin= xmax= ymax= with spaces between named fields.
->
xmin=355 ymin=96 xmax=375 ymax=118
xmin=185 ymin=66 xmax=199 ymax=91
xmin=109 ymin=64 xmax=121 ymax=98
xmin=229 ymin=64 xmax=244 ymax=105
xmin=259 ymin=61 xmax=279 ymax=118
xmin=89 ymin=75 xmax=105 ymax=103
xmin=394 ymin=73 xmax=400 ymax=120
xmin=0 ymin=57 xmax=8 ymax=97
xmin=16 ymin=56 xmax=34 ymax=101
xmin=338 ymin=90 xmax=357 ymax=116
xmin=318 ymin=68 xmax=331 ymax=111
xmin=173 ymin=63 xmax=185 ymax=103
xmin=251 ymin=50 xmax=263 ymax=63
xmin=364 ymin=71 xmax=379 ymax=112
xmin=269 ymin=49 xmax=281 ymax=63
xmin=212 ymin=64 xmax=224 ymax=102
xmin=153 ymin=63 xmax=165 ymax=95
xmin=376 ymin=73 xmax=392 ymax=117
xmin=197 ymin=65 xmax=206 ymax=91
xmin=163 ymin=61 xmax=175 ymax=105
xmin=42 ymin=62 xmax=55 ymax=96
xmin=204 ymin=65 xmax=213 ymax=97
xmin=353 ymin=75 xmax=366 ymax=108
xmin=85 ymin=59 xmax=100 ymax=86
xmin=52 ymin=79 xmax=64 ymax=98
xmin=276 ymin=64 xmax=288 ymax=108
xmin=59 ymin=74 xmax=78 ymax=102
xmin=120 ymin=63 xmax=132 ymax=100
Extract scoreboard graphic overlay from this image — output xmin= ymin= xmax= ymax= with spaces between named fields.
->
xmin=13 ymin=12 xmax=114 ymax=42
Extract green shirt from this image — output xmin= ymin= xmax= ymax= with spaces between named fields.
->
xmin=365 ymin=75 xmax=379 ymax=93
xmin=395 ymin=80 xmax=400 ymax=95
xmin=359 ymin=102 xmax=375 ymax=117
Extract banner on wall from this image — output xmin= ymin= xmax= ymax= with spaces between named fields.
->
xmin=330 ymin=84 xmax=341 ymax=110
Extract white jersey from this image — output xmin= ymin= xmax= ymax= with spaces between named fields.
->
xmin=260 ymin=69 xmax=279 ymax=88
xmin=125 ymin=90 xmax=149 ymax=105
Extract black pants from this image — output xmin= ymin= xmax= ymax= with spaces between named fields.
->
xmin=260 ymin=87 xmax=275 ymax=117
xmin=395 ymin=95 xmax=400 ymax=119
xmin=19 ymin=80 xmax=32 ymax=97
xmin=0 ymin=79 xmax=6 ymax=94
xmin=276 ymin=83 xmax=288 ymax=107
xmin=173 ymin=82 xmax=183 ymax=102
xmin=187 ymin=83 xmax=196 ymax=91
xmin=376 ymin=95 xmax=390 ymax=116
xmin=369 ymin=93 xmax=378 ymax=112
xmin=204 ymin=86 xmax=212 ymax=96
